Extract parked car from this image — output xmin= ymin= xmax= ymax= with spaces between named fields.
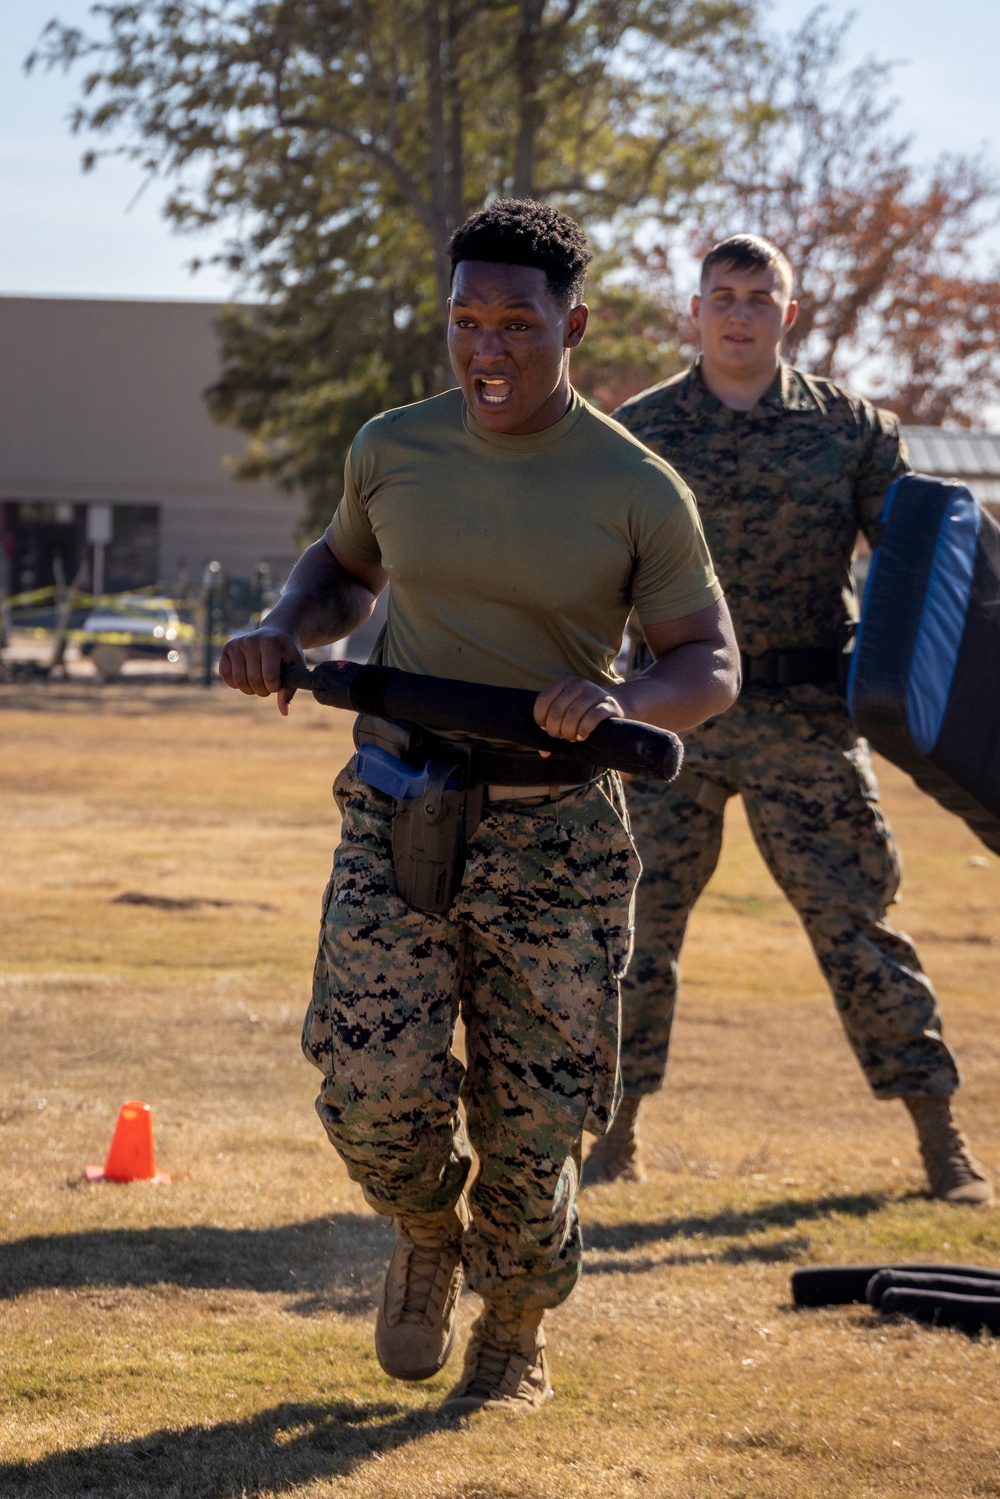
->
xmin=79 ymin=596 xmax=195 ymax=681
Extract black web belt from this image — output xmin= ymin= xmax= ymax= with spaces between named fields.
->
xmin=352 ymin=713 xmax=596 ymax=917
xmin=353 ymin=714 xmax=597 ymax=788
xmin=741 ymin=648 xmax=840 ymax=691
xmin=630 ymin=639 xmax=843 ymax=695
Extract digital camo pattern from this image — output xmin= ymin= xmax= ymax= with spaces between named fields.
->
xmin=611 ymin=360 xmax=956 ymax=1104
xmin=620 ymin=686 xmax=961 ymax=1100
xmin=613 ymin=358 xmax=908 ymax=658
xmin=303 ymin=762 xmax=640 ymax=1318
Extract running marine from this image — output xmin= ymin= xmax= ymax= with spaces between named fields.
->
xmin=220 ymin=200 xmax=740 ymax=1412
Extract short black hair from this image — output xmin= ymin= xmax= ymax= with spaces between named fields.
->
xmin=448 ymin=199 xmax=592 ymax=306
xmin=700 ymin=234 xmax=793 ymax=295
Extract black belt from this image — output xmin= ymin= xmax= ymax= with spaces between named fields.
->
xmin=629 ymin=638 xmax=842 ymax=694
xmin=353 ymin=715 xmax=595 ymax=915
xmin=741 ymin=648 xmax=840 ymax=691
xmin=353 ymin=714 xmax=596 ymax=788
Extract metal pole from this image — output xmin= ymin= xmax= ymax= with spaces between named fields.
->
xmin=202 ymin=560 xmax=222 ymax=687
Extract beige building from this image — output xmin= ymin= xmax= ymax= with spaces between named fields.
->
xmin=0 ymin=295 xmax=302 ymax=599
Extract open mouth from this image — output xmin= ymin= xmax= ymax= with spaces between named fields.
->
xmin=475 ymin=376 xmax=513 ymax=408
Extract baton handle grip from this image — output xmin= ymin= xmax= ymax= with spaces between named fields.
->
xmin=280 ymin=660 xmax=329 ymax=694
xmin=281 ymin=659 xmax=682 ymax=782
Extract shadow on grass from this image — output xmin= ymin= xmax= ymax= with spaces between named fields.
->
xmin=583 ymin=1236 xmax=815 ymax=1276
xmin=1 ymin=1195 xmax=889 ymax=1306
xmin=0 ymin=1397 xmax=465 ymax=1499
xmin=581 ymin=1191 xmax=888 ymax=1265
xmin=0 ymin=1214 xmax=392 ymax=1314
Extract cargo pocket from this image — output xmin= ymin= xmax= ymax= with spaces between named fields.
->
xmin=591 ymin=772 xmax=643 ymax=970
xmin=301 ymin=872 xmax=337 ymax=1072
xmin=847 ymin=740 xmax=902 ymax=910
xmin=573 ymin=780 xmax=638 ymax=1134
xmin=583 ymin=949 xmax=624 ymax=1137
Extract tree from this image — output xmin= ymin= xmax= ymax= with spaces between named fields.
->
xmin=31 ymin=0 xmax=753 ymax=531
xmin=642 ymin=7 xmax=1000 ymax=425
xmin=571 ymin=259 xmax=687 ymax=413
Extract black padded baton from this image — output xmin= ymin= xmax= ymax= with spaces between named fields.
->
xmin=866 ymin=1269 xmax=1000 ymax=1307
xmin=280 ymin=660 xmax=682 ymax=782
xmin=791 ymin=1263 xmax=1000 ymax=1307
xmin=878 ymin=1288 xmax=1000 ymax=1334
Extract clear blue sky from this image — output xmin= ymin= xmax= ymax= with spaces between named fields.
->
xmin=2 ymin=0 xmax=998 ymax=300
xmin=770 ymin=0 xmax=998 ymax=161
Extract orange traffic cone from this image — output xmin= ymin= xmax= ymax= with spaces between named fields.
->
xmin=85 ymin=1101 xmax=171 ymax=1184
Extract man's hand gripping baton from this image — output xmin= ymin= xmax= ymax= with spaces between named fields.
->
xmin=280 ymin=660 xmax=683 ymax=782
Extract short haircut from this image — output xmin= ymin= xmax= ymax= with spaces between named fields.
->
xmin=448 ymin=199 xmax=592 ymax=306
xmin=700 ymin=234 xmax=794 ymax=295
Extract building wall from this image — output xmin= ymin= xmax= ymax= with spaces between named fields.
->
xmin=0 ymin=295 xmax=303 ymax=592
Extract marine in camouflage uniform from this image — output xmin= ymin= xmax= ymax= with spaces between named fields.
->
xmin=222 ymin=200 xmax=736 ymax=1413
xmin=602 ymin=351 xmax=992 ymax=1203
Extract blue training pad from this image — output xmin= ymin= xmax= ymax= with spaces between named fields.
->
xmin=849 ymin=474 xmax=1000 ymax=854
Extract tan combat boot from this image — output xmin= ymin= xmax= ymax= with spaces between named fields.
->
xmin=903 ymin=1097 xmax=995 ymax=1206
xmin=582 ymin=1095 xmax=647 ymax=1186
xmin=375 ymin=1198 xmax=468 ymax=1380
xmin=440 ymin=1306 xmax=552 ymax=1415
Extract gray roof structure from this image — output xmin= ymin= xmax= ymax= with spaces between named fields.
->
xmin=902 ymin=426 xmax=1000 ymax=509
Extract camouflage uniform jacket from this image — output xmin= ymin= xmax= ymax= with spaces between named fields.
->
xmin=613 ymin=358 xmax=909 ymax=658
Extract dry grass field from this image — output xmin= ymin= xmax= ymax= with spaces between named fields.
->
xmin=1 ymin=680 xmax=998 ymax=1499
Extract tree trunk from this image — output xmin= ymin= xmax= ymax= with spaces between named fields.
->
xmin=444 ymin=0 xmax=464 ymax=229
xmin=422 ymin=0 xmax=454 ymax=301
xmin=513 ymin=0 xmax=546 ymax=197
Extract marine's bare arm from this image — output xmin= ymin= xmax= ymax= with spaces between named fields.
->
xmin=534 ymin=597 xmax=740 ymax=742
xmin=219 ymin=531 xmax=388 ymax=715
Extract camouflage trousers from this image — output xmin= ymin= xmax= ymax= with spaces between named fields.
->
xmin=621 ymin=687 xmax=961 ymax=1101
xmin=303 ymin=762 xmax=639 ymax=1318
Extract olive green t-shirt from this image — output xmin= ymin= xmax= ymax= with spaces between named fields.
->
xmin=329 ymin=387 xmax=722 ymax=691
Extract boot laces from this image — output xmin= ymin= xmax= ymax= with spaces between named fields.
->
xmin=939 ymin=1131 xmax=983 ymax=1185
xmin=912 ymin=1104 xmax=985 ymax=1189
xmin=462 ymin=1336 xmax=517 ymax=1398
xmin=923 ymin=1115 xmax=971 ymax=1169
xmin=399 ymin=1242 xmax=452 ymax=1323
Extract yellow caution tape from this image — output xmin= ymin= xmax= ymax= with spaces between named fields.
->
xmin=1 ymin=585 xmax=58 ymax=608
xmin=2 ymin=585 xmax=191 ymax=612
xmin=6 ymin=625 xmax=198 ymax=645
xmin=2 ymin=585 xmax=261 ymax=654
